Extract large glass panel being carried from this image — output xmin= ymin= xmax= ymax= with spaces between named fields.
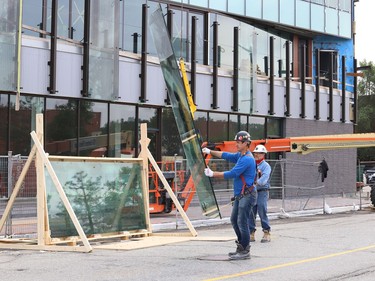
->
xmin=45 ymin=157 xmax=147 ymax=238
xmin=0 ymin=1 xmax=19 ymax=91
xmin=89 ymin=1 xmax=119 ymax=100
xmin=149 ymin=7 xmax=220 ymax=218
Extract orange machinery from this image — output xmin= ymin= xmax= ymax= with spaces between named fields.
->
xmin=148 ymin=133 xmax=375 ymax=214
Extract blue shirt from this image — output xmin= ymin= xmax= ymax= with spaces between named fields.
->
xmin=256 ymin=160 xmax=271 ymax=190
xmin=222 ymin=151 xmax=256 ymax=196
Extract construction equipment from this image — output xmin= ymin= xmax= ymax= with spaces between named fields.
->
xmin=148 ymin=132 xmax=375 ymax=213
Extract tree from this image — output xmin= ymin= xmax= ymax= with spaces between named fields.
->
xmin=357 ymin=61 xmax=375 ymax=161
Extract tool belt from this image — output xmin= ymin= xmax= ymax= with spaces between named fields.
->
xmin=231 ymin=185 xmax=254 ymax=201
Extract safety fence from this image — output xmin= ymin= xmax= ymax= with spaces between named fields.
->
xmin=0 ymin=154 xmax=371 ymax=237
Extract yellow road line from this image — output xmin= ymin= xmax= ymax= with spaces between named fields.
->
xmin=204 ymin=244 xmax=375 ymax=281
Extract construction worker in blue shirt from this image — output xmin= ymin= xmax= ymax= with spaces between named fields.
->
xmin=249 ymin=144 xmax=272 ymax=243
xmin=202 ymin=131 xmax=257 ymax=260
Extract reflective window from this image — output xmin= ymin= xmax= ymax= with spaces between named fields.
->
xmin=255 ymin=29 xmax=269 ymax=75
xmin=311 ymin=3 xmax=325 ymax=32
xmin=0 ymin=1 xmax=19 ymax=91
xmin=171 ymin=8 xmax=188 ymax=61
xmin=215 ymin=15 xmax=238 ymax=69
xmin=22 ymin=0 xmax=43 ymax=36
xmin=339 ymin=0 xmax=351 ymax=12
xmin=228 ymin=0 xmax=245 ymax=15
xmin=263 ymin=0 xmax=279 ymax=22
xmin=78 ymin=101 xmax=108 ymax=157
xmin=209 ymin=0 xmax=226 ymax=11
xmin=326 ymin=0 xmax=339 ymax=9
xmin=70 ymin=0 xmax=85 ymax=41
xmin=296 ymin=0 xmax=310 ymax=29
xmin=246 ymin=0 xmax=262 ymax=18
xmin=46 ymin=157 xmax=147 ymax=237
xmin=121 ymin=0 xmax=144 ymax=53
xmin=189 ymin=12 xmax=205 ymax=64
xmin=108 ymin=104 xmax=136 ymax=158
xmin=339 ymin=11 xmax=351 ymax=38
xmin=0 ymin=94 xmax=9 ymax=154
xmin=194 ymin=111 xmax=208 ymax=142
xmin=162 ymin=108 xmax=183 ymax=157
xmin=189 ymin=0 xmax=208 ymax=8
xmin=249 ymin=116 xmax=265 ymax=140
xmin=267 ymin=118 xmax=283 ymax=138
xmin=280 ymin=0 xmax=295 ymax=26
xmin=238 ymin=23 xmax=255 ymax=113
xmin=139 ymin=107 xmax=158 ymax=160
xmin=208 ymin=112 xmax=228 ymax=142
xmin=9 ymin=95 xmax=44 ymax=156
xmin=45 ymin=98 xmax=78 ymax=156
xmin=89 ymin=1 xmax=119 ymax=100
xmin=229 ymin=115 xmax=248 ymax=140
xmin=326 ymin=7 xmax=338 ymax=35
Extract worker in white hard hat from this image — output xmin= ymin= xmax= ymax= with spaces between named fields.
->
xmin=249 ymin=144 xmax=272 ymax=243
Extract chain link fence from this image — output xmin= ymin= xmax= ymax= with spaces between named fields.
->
xmin=1 ymin=154 xmax=371 ymax=237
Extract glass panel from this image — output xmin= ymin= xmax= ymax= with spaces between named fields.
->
xmin=0 ymin=1 xmax=19 ymax=91
xmin=109 ymin=104 xmax=136 ymax=158
xmin=71 ymin=0 xmax=84 ymax=41
xmin=162 ymin=108 xmax=183 ymax=157
xmin=326 ymin=0 xmax=338 ymax=9
xmin=57 ymin=0 xmax=70 ymax=38
xmin=339 ymin=11 xmax=351 ymax=38
xmin=209 ymin=0 xmax=226 ymax=11
xmin=0 ymin=94 xmax=8 ymax=154
xmin=325 ymin=7 xmax=338 ymax=35
xmin=189 ymin=12 xmax=205 ymax=64
xmin=249 ymin=116 xmax=265 ymax=139
xmin=339 ymin=0 xmax=351 ymax=12
xmin=311 ymin=3 xmax=325 ymax=32
xmin=216 ymin=15 xmax=237 ymax=69
xmin=149 ymin=7 xmax=220 ymax=218
xmin=46 ymin=157 xmax=147 ymax=237
xmin=296 ymin=0 xmax=310 ymax=29
xmin=139 ymin=107 xmax=158 ymax=160
xmin=208 ymin=113 xmax=228 ymax=142
xmin=121 ymin=0 xmax=144 ymax=53
xmin=280 ymin=0 xmax=295 ymax=26
xmin=78 ymin=101 xmax=108 ymax=157
xmin=194 ymin=111 xmax=208 ymax=142
xmin=9 ymin=95 xmax=44 ymax=156
xmin=89 ymin=1 xmax=119 ymax=100
xmin=267 ymin=118 xmax=283 ymax=138
xmin=255 ymin=29 xmax=269 ymax=75
xmin=171 ymin=8 xmax=188 ymax=62
xmin=229 ymin=115 xmax=247 ymax=140
xmin=246 ymin=0 xmax=262 ymax=18
xmin=22 ymin=0 xmax=43 ymax=36
xmin=189 ymin=0 xmax=208 ymax=8
xmin=45 ymin=98 xmax=78 ymax=156
xmin=228 ymin=0 xmax=245 ymax=15
xmin=238 ymin=24 xmax=255 ymax=113
xmin=263 ymin=0 xmax=279 ymax=22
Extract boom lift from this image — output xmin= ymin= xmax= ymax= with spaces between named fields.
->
xmin=149 ymin=133 xmax=375 ymax=213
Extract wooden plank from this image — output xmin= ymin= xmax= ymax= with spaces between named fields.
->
xmin=139 ymin=123 xmax=152 ymax=232
xmin=30 ymin=131 xmax=92 ymax=252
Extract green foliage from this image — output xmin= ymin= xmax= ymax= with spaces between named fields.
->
xmin=357 ymin=61 xmax=375 ymax=161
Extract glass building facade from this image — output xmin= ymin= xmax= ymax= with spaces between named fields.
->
xmin=0 ymin=0 xmax=356 ymax=163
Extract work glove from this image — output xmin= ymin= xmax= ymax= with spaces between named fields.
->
xmin=204 ymin=167 xmax=214 ymax=177
xmin=202 ymin=147 xmax=211 ymax=155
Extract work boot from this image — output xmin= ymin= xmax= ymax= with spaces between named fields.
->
xmin=261 ymin=230 xmax=271 ymax=243
xmin=229 ymin=245 xmax=250 ymax=260
xmin=228 ymin=240 xmax=240 ymax=257
xmin=250 ymin=231 xmax=255 ymax=242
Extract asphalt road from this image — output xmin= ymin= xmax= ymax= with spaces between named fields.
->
xmin=1 ymin=209 xmax=375 ymax=281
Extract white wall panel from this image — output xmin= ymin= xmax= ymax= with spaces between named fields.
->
xmin=56 ymin=51 xmax=82 ymax=97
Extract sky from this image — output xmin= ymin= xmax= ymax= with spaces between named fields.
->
xmin=354 ymin=0 xmax=375 ymax=63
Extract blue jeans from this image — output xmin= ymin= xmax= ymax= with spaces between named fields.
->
xmin=230 ymin=190 xmax=257 ymax=249
xmin=249 ymin=190 xmax=271 ymax=233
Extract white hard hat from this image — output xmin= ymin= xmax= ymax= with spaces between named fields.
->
xmin=253 ymin=144 xmax=267 ymax=154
